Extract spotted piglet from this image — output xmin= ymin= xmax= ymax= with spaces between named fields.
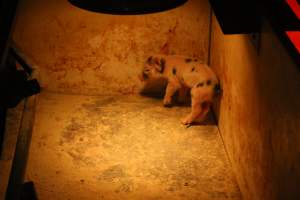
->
xmin=140 ymin=55 xmax=220 ymax=125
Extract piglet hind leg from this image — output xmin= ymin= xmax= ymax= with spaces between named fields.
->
xmin=196 ymin=101 xmax=211 ymax=122
xmin=181 ymin=99 xmax=210 ymax=125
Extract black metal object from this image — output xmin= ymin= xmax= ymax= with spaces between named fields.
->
xmin=0 ymin=108 xmax=7 ymax=157
xmin=0 ymin=0 xmax=38 ymax=106
xmin=209 ymin=0 xmax=300 ymax=67
xmin=0 ymin=0 xmax=21 ymax=155
xmin=68 ymin=0 xmax=188 ymax=15
xmin=21 ymin=182 xmax=38 ymax=200
xmin=10 ymin=42 xmax=33 ymax=75
xmin=0 ymin=45 xmax=40 ymax=200
xmin=0 ymin=0 xmax=20 ymax=156
xmin=1 ymin=1 xmax=40 ymax=199
xmin=209 ymin=0 xmax=300 ymax=34
xmin=260 ymin=0 xmax=300 ymax=67
xmin=5 ymin=96 xmax=36 ymax=200
xmin=0 ymin=0 xmax=20 ymax=70
xmin=0 ymin=50 xmax=40 ymax=109
xmin=209 ymin=0 xmax=261 ymax=34
xmin=260 ymin=0 xmax=300 ymax=31
xmin=274 ymin=29 xmax=300 ymax=69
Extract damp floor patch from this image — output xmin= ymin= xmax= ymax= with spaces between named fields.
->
xmin=25 ymin=92 xmax=242 ymax=200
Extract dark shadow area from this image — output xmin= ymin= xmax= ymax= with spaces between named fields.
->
xmin=139 ymin=77 xmax=168 ymax=99
xmin=139 ymin=77 xmax=192 ymax=106
xmin=68 ymin=0 xmax=188 ymax=15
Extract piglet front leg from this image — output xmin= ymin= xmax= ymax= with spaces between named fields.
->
xmin=163 ymin=82 xmax=179 ymax=107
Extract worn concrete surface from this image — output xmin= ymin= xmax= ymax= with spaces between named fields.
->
xmin=25 ymin=92 xmax=241 ymax=200
xmin=0 ymin=101 xmax=24 ymax=200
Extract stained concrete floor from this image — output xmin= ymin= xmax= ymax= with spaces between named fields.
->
xmin=20 ymin=92 xmax=242 ymax=200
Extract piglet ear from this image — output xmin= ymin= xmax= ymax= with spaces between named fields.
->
xmin=153 ymin=57 xmax=160 ymax=66
xmin=147 ymin=56 xmax=161 ymax=66
xmin=154 ymin=58 xmax=166 ymax=73
xmin=146 ymin=56 xmax=153 ymax=64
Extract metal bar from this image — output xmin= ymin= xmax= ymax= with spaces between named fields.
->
xmin=10 ymin=41 xmax=33 ymax=75
xmin=5 ymin=96 xmax=36 ymax=200
xmin=0 ymin=108 xmax=7 ymax=156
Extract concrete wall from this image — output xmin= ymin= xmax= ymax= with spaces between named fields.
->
xmin=210 ymin=14 xmax=300 ymax=200
xmin=13 ymin=0 xmax=210 ymax=95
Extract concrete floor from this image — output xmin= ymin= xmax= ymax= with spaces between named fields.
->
xmin=2 ymin=92 xmax=242 ymax=200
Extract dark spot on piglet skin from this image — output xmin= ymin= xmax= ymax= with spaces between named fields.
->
xmin=206 ymin=80 xmax=212 ymax=85
xmin=191 ymin=67 xmax=195 ymax=72
xmin=196 ymin=82 xmax=204 ymax=87
xmin=172 ymin=68 xmax=177 ymax=75
xmin=185 ymin=58 xmax=192 ymax=63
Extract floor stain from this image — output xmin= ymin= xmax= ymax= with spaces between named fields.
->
xmin=115 ymin=180 xmax=134 ymax=193
xmin=98 ymin=165 xmax=127 ymax=182
xmin=61 ymin=118 xmax=85 ymax=144
xmin=81 ymin=96 xmax=117 ymax=114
